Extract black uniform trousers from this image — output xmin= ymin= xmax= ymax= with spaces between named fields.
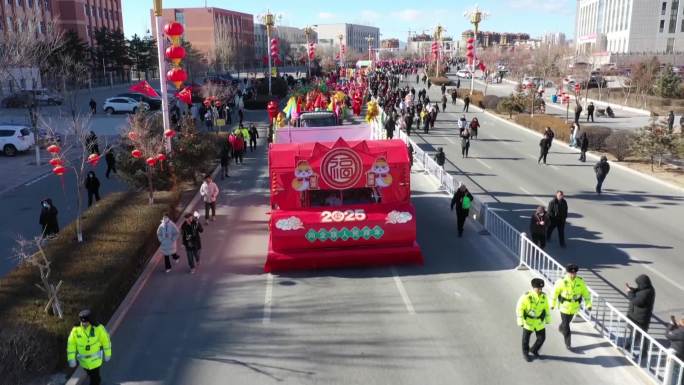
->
xmin=559 ymin=312 xmax=574 ymax=347
xmin=522 ymin=328 xmax=546 ymax=355
xmin=456 ymin=208 xmax=469 ymax=236
xmin=85 ymin=367 xmax=101 ymax=385
xmin=546 ymin=219 xmax=566 ymax=246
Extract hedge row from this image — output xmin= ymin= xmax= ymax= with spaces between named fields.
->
xmin=0 ymin=191 xmax=180 ymax=384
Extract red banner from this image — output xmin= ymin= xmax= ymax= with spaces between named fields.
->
xmin=129 ymin=80 xmax=160 ymax=98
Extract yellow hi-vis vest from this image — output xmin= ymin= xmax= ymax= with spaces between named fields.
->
xmin=552 ymin=275 xmax=592 ymax=315
xmin=67 ymin=324 xmax=112 ymax=370
xmin=516 ymin=291 xmax=551 ymax=331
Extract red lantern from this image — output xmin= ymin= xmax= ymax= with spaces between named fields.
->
xmin=47 ymin=144 xmax=61 ymax=154
xmin=270 ymin=38 xmax=279 ymax=58
xmin=164 ymin=129 xmax=176 ymax=138
xmin=127 ymin=131 xmax=138 ymax=141
xmin=131 ymin=149 xmax=142 ymax=158
xmin=467 ymin=37 xmax=474 ymax=44
xmin=164 ymin=22 xmax=184 ymax=37
xmin=87 ymin=153 xmax=100 ymax=165
xmin=308 ymin=43 xmax=315 ymax=60
xmin=466 ymin=51 xmax=474 ymax=58
xmin=52 ymin=165 xmax=66 ymax=176
xmin=166 ymin=67 xmax=187 ymax=89
xmin=165 ymin=46 xmax=186 ymax=66
xmin=146 ymin=157 xmax=158 ymax=167
xmin=49 ymin=158 xmax=63 ymax=166
xmin=157 ymin=153 xmax=167 ymax=162
xmin=467 ymin=44 xmax=474 ymax=50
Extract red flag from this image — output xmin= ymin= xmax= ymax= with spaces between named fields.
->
xmin=176 ymin=86 xmax=192 ymax=105
xmin=129 ymin=80 xmax=160 ymax=98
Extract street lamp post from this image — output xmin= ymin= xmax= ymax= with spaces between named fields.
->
xmin=434 ymin=25 xmax=444 ymax=78
xmin=365 ymin=35 xmax=374 ymax=61
xmin=304 ymin=26 xmax=315 ymax=78
xmin=153 ymin=0 xmax=171 ymax=152
xmin=464 ymin=5 xmax=489 ymax=96
xmin=262 ymin=12 xmax=276 ymax=96
xmin=338 ymin=34 xmax=344 ymax=69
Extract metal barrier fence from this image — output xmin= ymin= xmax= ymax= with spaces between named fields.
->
xmin=371 ymin=106 xmax=683 ymax=385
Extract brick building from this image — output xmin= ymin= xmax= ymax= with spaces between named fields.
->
xmin=151 ymin=7 xmax=255 ymax=67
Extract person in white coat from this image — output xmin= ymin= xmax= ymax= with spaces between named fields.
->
xmin=157 ymin=213 xmax=180 ymax=273
xmin=200 ymin=174 xmax=219 ymax=223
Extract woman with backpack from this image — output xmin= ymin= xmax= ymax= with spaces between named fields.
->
xmin=450 ymin=183 xmax=474 ymax=237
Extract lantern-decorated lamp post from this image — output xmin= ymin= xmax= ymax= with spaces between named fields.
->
xmin=365 ymin=35 xmax=374 ymax=62
xmin=464 ymin=5 xmax=489 ymax=95
xmin=153 ymin=0 xmax=172 ymax=152
xmin=304 ymin=26 xmax=316 ymax=78
xmin=434 ymin=25 xmax=444 ymax=78
xmin=338 ymin=34 xmax=344 ymax=69
xmin=260 ymin=11 xmax=280 ymax=96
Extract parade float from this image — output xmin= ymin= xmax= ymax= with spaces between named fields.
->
xmin=265 ymin=77 xmax=422 ymax=271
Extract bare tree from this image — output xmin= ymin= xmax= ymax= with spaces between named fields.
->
xmin=122 ymin=113 xmax=167 ymax=204
xmin=12 ymin=235 xmax=63 ymax=318
xmin=0 ymin=15 xmax=64 ymax=165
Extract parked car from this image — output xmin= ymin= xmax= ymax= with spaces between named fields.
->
xmin=0 ymin=90 xmax=62 ymax=108
xmin=103 ymin=97 xmax=149 ymax=114
xmin=1 ymin=91 xmax=34 ymax=108
xmin=456 ymin=69 xmax=472 ymax=79
xmin=0 ymin=124 xmax=35 ymax=156
xmin=116 ymin=92 xmax=162 ymax=110
xmin=29 ymin=89 xmax=63 ymax=105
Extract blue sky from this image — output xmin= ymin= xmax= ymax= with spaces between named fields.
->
xmin=123 ymin=0 xmax=576 ymax=40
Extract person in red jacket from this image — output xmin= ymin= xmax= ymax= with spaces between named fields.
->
xmin=229 ymin=132 xmax=246 ymax=164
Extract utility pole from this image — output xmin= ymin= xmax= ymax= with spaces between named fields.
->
xmin=365 ymin=35 xmax=374 ymax=61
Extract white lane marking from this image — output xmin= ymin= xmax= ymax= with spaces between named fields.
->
xmin=392 ymin=267 xmax=416 ymax=315
xmin=262 ymin=273 xmax=274 ymax=324
xmin=475 ymin=158 xmax=493 ymax=170
xmin=453 ymin=291 xmax=462 ymax=297
xmin=519 ymin=186 xmax=548 ymax=205
xmin=25 ymin=172 xmax=51 ymax=187
xmin=549 ymin=165 xmax=560 ymax=170
xmin=642 ymin=264 xmax=684 ymax=292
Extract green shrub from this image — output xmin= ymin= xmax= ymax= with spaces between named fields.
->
xmin=482 ymin=95 xmax=501 ymax=110
xmin=255 ymin=77 xmax=288 ymax=98
xmin=244 ymin=95 xmax=278 ymax=110
xmin=514 ymin=114 xmax=573 ymax=142
xmin=605 ymin=130 xmax=634 ymax=161
xmin=583 ymin=126 xmax=613 ymax=150
xmin=428 ymin=76 xmax=453 ymax=86
xmin=0 ymin=191 xmax=179 ymax=384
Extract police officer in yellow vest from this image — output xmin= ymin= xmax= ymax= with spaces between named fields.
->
xmin=517 ymin=278 xmax=551 ymax=362
xmin=552 ymin=264 xmax=592 ymax=350
xmin=67 ymin=309 xmax=112 ymax=385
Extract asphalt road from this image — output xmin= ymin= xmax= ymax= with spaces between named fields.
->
xmin=0 ymin=160 xmax=127 ymax=276
xmin=404 ymin=76 xmax=684 ymax=332
xmin=99 ymin=124 xmax=646 ymax=385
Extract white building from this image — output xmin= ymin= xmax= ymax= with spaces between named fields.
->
xmin=541 ymin=32 xmax=567 ymax=46
xmin=315 ymin=23 xmax=379 ymax=54
xmin=0 ymin=68 xmax=42 ymax=97
xmin=576 ymin=0 xmax=684 ymax=59
xmin=254 ymin=23 xmax=268 ymax=61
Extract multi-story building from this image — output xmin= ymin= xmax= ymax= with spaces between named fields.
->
xmin=576 ymin=0 xmax=684 ymax=62
xmin=381 ymin=38 xmax=400 ymax=49
xmin=541 ymin=32 xmax=567 ymax=46
xmin=407 ymin=34 xmax=456 ymax=57
xmin=460 ymin=30 xmax=531 ymax=49
xmin=254 ymin=23 xmax=268 ymax=62
xmin=52 ymin=0 xmax=123 ymax=45
xmin=152 ymin=7 xmax=255 ymax=67
xmin=315 ymin=23 xmax=379 ymax=54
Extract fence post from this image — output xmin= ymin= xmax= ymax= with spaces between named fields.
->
xmin=663 ymin=349 xmax=676 ymax=385
xmin=517 ymin=232 xmax=529 ymax=270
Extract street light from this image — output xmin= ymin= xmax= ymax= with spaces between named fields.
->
xmin=303 ymin=26 xmax=316 ymax=78
xmin=259 ymin=10 xmax=281 ymax=95
xmin=434 ymin=24 xmax=444 ymax=78
xmin=464 ymin=5 xmax=490 ymax=95
xmin=152 ymin=0 xmax=171 ymax=152
xmin=365 ymin=35 xmax=374 ymax=61
xmin=337 ymin=34 xmax=344 ymax=68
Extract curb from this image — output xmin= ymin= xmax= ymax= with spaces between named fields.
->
xmin=65 ymin=165 xmax=220 ymax=385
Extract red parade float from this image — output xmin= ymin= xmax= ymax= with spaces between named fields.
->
xmin=266 ymin=135 xmax=423 ymax=272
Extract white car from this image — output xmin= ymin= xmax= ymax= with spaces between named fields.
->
xmin=456 ymin=69 xmax=472 ymax=79
xmin=0 ymin=124 xmax=35 ymax=156
xmin=103 ymin=97 xmax=150 ymax=114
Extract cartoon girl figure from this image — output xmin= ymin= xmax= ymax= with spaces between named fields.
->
xmin=292 ymin=160 xmax=314 ymax=192
xmin=371 ymin=157 xmax=393 ymax=188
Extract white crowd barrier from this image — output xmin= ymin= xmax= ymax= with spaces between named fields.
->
xmin=371 ymin=105 xmax=683 ymax=385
